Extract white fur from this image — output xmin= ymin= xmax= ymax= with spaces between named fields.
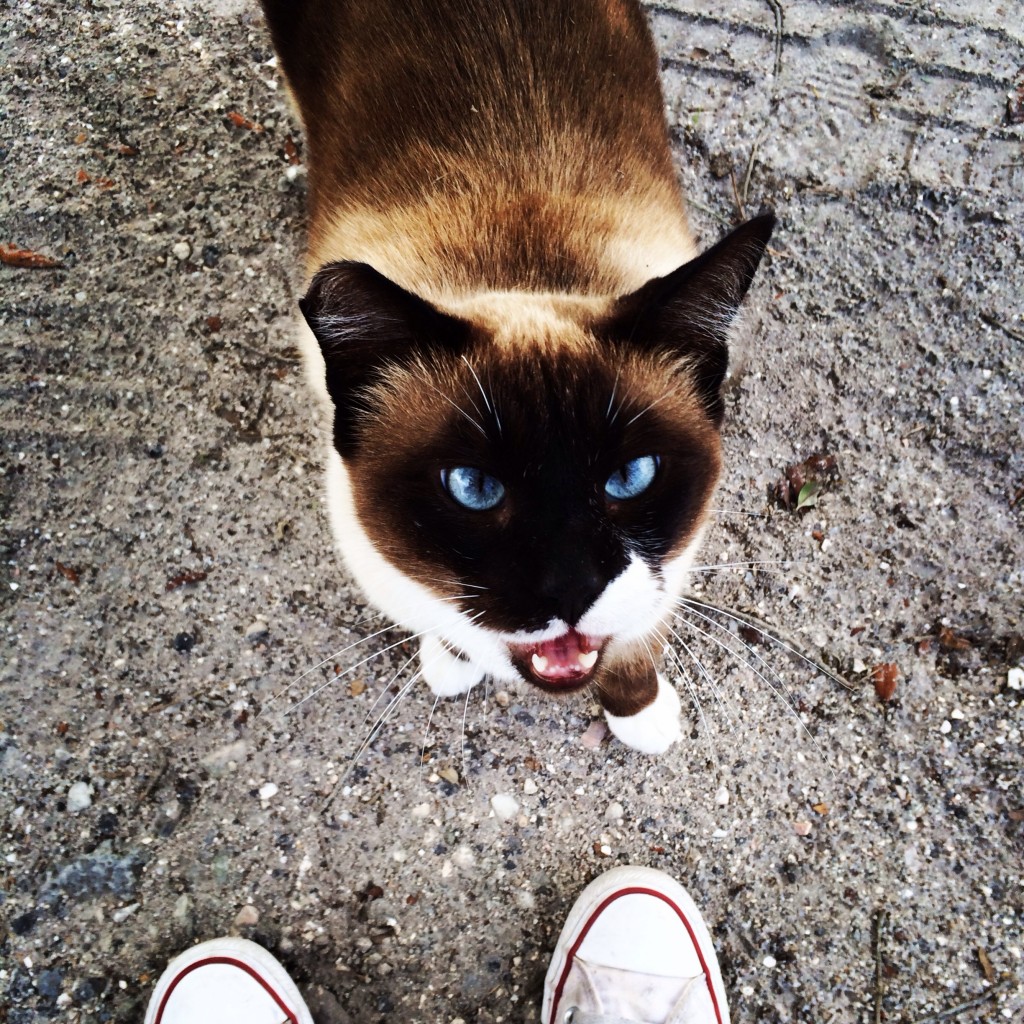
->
xmin=419 ymin=635 xmax=483 ymax=696
xmin=603 ymin=673 xmax=683 ymax=754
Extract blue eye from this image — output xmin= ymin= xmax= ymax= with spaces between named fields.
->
xmin=442 ymin=467 xmax=506 ymax=510
xmin=605 ymin=455 xmax=659 ymax=500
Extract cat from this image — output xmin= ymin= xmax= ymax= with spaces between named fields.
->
xmin=261 ymin=0 xmax=774 ymax=753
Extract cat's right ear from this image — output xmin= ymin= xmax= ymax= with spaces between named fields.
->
xmin=299 ymin=261 xmax=469 ymax=456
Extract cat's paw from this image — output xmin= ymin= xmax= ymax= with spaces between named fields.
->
xmin=603 ymin=673 xmax=682 ymax=754
xmin=420 ymin=635 xmax=484 ymax=696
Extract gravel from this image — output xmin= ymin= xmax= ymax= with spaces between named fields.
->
xmin=1 ymin=1 xmax=1022 ymax=1022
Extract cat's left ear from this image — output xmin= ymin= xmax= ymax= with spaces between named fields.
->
xmin=606 ymin=212 xmax=775 ymax=423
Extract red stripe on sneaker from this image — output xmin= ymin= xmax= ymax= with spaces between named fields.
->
xmin=548 ymin=886 xmax=725 ymax=1024
xmin=153 ymin=955 xmax=300 ymax=1024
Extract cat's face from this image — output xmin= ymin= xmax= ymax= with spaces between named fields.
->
xmin=302 ymin=215 xmax=773 ymax=695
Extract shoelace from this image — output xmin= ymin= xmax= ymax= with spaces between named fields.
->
xmin=563 ymin=1009 xmax=639 ymax=1024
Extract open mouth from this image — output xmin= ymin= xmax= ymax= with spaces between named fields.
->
xmin=509 ymin=630 xmax=607 ymax=692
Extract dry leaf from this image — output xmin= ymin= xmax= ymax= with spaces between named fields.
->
xmin=872 ymin=663 xmax=899 ymax=701
xmin=812 ymin=802 xmax=829 ymax=815
xmin=1 ymin=243 xmax=64 ymax=269
xmin=226 ymin=110 xmax=265 ymax=133
xmin=977 ymin=946 xmax=995 ymax=983
xmin=937 ymin=626 xmax=971 ymax=651
xmin=349 ymin=678 xmax=366 ymax=697
xmin=165 ymin=569 xmax=208 ymax=592
xmin=54 ymin=561 xmax=80 ymax=584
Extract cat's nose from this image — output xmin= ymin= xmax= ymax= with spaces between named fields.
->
xmin=539 ymin=565 xmax=606 ymax=627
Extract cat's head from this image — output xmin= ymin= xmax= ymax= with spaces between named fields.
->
xmin=300 ymin=214 xmax=774 ymax=693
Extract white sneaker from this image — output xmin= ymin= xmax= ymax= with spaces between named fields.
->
xmin=543 ymin=866 xmax=730 ymax=1024
xmin=144 ymin=936 xmax=315 ymax=1024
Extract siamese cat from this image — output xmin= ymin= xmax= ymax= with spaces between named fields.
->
xmin=261 ymin=0 xmax=774 ymax=753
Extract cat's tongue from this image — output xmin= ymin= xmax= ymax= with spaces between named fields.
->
xmin=523 ymin=630 xmax=601 ymax=685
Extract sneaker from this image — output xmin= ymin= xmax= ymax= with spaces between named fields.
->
xmin=144 ymin=936 xmax=314 ymax=1024
xmin=543 ymin=866 xmax=730 ymax=1024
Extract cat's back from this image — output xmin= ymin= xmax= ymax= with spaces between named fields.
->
xmin=263 ymin=0 xmax=693 ymax=296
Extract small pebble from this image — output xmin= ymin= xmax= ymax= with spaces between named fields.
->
xmin=523 ymin=779 xmax=538 ymax=796
xmin=605 ymin=801 xmax=624 ymax=822
xmin=939 ymin=720 xmax=951 ymax=734
xmin=171 ymin=241 xmax=191 ymax=261
xmin=793 ymin=820 xmax=812 ymax=836
xmin=1007 ymin=667 xmax=1023 ymax=691
xmin=234 ymin=904 xmax=259 ymax=928
xmin=715 ymin=785 xmax=729 ymax=806
xmin=763 ymin=955 xmax=777 ymax=969
xmin=66 ymin=781 xmax=93 ymax=812
xmin=581 ymin=720 xmax=607 ymax=750
xmin=173 ymin=894 xmax=194 ymax=923
xmin=438 ymin=767 xmax=459 ymax=785
xmin=111 ymin=902 xmax=140 ymax=923
xmin=491 ymin=793 xmax=519 ymax=821
xmin=245 ymin=620 xmax=270 ymax=642
xmin=258 ymin=782 xmax=279 ymax=801
xmin=494 ymin=691 xmax=510 ymax=708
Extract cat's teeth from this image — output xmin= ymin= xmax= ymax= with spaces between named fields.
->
xmin=577 ymin=649 xmax=599 ymax=671
xmin=531 ymin=653 xmax=550 ymax=674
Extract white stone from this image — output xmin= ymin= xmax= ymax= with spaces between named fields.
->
xmin=1007 ymin=667 xmax=1023 ymax=691
xmin=523 ymin=779 xmax=538 ymax=795
xmin=715 ymin=785 xmax=729 ymax=806
xmin=66 ymin=781 xmax=93 ymax=812
xmin=171 ymin=241 xmax=191 ymax=261
xmin=491 ymin=793 xmax=519 ymax=821
xmin=258 ymin=782 xmax=279 ymax=801
xmin=605 ymin=801 xmax=624 ymax=822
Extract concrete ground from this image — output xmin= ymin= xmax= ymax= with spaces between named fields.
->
xmin=1 ymin=1 xmax=1022 ymax=1021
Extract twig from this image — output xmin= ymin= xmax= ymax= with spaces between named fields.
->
xmin=980 ymin=311 xmax=1024 ymax=344
xmin=741 ymin=130 xmax=766 ymax=210
xmin=908 ymin=979 xmax=1009 ymax=1024
xmin=687 ymin=199 xmax=732 ymax=226
xmin=765 ymin=0 xmax=784 ymax=81
xmin=137 ymin=749 xmax=169 ymax=803
xmin=730 ymin=164 xmax=747 ymax=220
xmin=872 ymin=909 xmax=888 ymax=1024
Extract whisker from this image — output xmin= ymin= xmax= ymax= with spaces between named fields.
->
xmin=409 ymin=574 xmax=490 ymax=591
xmin=642 ymin=633 xmax=718 ymax=770
xmin=678 ymin=597 xmax=854 ymax=691
xmin=461 ymin=355 xmax=495 ymax=422
xmin=359 ymin=647 xmax=421 ymax=730
xmin=671 ymin=605 xmax=837 ymax=780
xmin=348 ymin=669 xmax=424 ymax=768
xmin=708 ymin=507 xmax=770 ymax=518
xmin=687 ymin=559 xmax=807 ymax=572
xmin=262 ymin=619 xmax=398 ymax=712
xmin=460 ymin=684 xmax=473 ymax=779
xmin=663 ymin=621 xmax=736 ymax=729
xmin=417 ymin=372 xmax=487 ymax=437
xmin=421 ymin=691 xmax=442 ymax=769
xmin=624 ymin=386 xmax=675 ymax=427
xmin=606 ymin=366 xmax=623 ymax=425
xmin=285 ymin=628 xmax=434 ymax=714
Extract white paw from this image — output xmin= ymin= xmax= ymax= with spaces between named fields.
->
xmin=420 ymin=635 xmax=484 ymax=697
xmin=603 ymin=674 xmax=682 ymax=754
